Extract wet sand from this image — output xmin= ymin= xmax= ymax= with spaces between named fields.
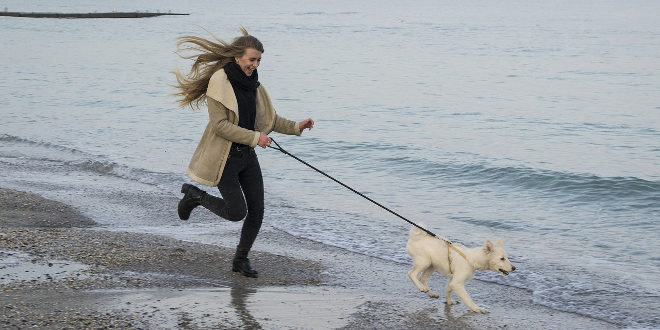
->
xmin=0 ymin=187 xmax=619 ymax=329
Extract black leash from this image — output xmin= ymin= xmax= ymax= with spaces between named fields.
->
xmin=268 ymin=138 xmax=441 ymax=239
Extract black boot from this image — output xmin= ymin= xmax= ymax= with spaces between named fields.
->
xmin=178 ymin=183 xmax=205 ymax=220
xmin=232 ymin=250 xmax=258 ymax=278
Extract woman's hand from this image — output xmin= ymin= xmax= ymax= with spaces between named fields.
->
xmin=298 ymin=118 xmax=314 ymax=131
xmin=257 ymin=132 xmax=271 ymax=148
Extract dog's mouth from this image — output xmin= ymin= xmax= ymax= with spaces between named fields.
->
xmin=499 ymin=269 xmax=510 ymax=275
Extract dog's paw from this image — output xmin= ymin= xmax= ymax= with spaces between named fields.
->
xmin=446 ymin=299 xmax=458 ymax=305
xmin=426 ymin=291 xmax=440 ymax=299
xmin=472 ymin=306 xmax=488 ymax=314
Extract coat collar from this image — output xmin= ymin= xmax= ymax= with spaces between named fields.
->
xmin=206 ymin=68 xmax=238 ymax=114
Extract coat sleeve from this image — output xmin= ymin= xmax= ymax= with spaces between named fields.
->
xmin=272 ymin=114 xmax=301 ymax=136
xmin=208 ymin=98 xmax=261 ymax=147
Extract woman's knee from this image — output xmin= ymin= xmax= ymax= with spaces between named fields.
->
xmin=226 ymin=206 xmax=247 ymax=222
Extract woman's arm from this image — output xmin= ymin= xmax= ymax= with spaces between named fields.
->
xmin=272 ymin=115 xmax=314 ymax=136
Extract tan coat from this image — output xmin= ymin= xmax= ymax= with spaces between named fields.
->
xmin=186 ymin=69 xmax=301 ymax=186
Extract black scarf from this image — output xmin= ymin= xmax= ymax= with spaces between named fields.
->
xmin=225 ymin=62 xmax=259 ymax=131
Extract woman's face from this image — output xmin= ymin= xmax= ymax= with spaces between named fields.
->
xmin=235 ymin=48 xmax=262 ymax=76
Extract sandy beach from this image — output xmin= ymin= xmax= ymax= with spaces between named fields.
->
xmin=0 ymin=187 xmax=620 ymax=329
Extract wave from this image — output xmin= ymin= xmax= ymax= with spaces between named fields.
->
xmin=390 ymin=158 xmax=658 ymax=210
xmin=68 ymin=159 xmax=174 ymax=186
xmin=302 ymin=138 xmax=659 ymax=209
xmin=446 ymin=163 xmax=659 ymax=205
xmin=0 ymin=133 xmax=176 ymax=187
xmin=0 ymin=134 xmax=85 ymax=155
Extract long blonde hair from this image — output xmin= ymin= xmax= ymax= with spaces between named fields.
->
xmin=172 ymin=27 xmax=264 ymax=110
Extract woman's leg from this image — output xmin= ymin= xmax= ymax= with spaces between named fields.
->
xmin=200 ymin=155 xmax=248 ymax=222
xmin=235 ymin=150 xmax=264 ymax=254
xmin=181 ymin=150 xmax=263 ymax=277
xmin=192 ymin=151 xmax=262 ymax=234
xmin=230 ymin=150 xmax=264 ymax=278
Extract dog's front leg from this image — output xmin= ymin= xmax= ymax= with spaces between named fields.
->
xmin=448 ymin=279 xmax=487 ymax=313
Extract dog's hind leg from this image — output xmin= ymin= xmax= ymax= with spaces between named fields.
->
xmin=444 ymin=278 xmax=458 ymax=306
xmin=408 ymin=263 xmax=436 ymax=298
xmin=420 ymin=267 xmax=439 ymax=298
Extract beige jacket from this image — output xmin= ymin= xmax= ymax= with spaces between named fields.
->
xmin=186 ymin=68 xmax=301 ymax=186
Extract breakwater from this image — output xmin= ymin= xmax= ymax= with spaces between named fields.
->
xmin=0 ymin=11 xmax=188 ymax=18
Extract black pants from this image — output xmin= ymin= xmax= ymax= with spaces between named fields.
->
xmin=200 ymin=146 xmax=264 ymax=254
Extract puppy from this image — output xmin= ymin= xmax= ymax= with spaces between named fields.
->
xmin=406 ymin=226 xmax=515 ymax=313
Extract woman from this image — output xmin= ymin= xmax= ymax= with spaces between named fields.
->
xmin=173 ymin=27 xmax=314 ymax=278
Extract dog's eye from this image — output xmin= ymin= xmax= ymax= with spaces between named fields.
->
xmin=500 ymin=257 xmax=505 ymax=261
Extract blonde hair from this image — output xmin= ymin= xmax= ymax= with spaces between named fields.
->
xmin=172 ymin=26 xmax=264 ymax=109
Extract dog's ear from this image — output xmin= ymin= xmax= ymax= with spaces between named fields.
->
xmin=496 ymin=237 xmax=503 ymax=247
xmin=484 ymin=239 xmax=494 ymax=254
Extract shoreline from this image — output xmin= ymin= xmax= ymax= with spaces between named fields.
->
xmin=0 ymin=187 xmax=620 ymax=328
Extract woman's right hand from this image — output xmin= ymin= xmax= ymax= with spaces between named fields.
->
xmin=257 ymin=132 xmax=271 ymax=148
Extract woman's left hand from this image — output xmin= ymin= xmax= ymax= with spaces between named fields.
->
xmin=298 ymin=118 xmax=314 ymax=131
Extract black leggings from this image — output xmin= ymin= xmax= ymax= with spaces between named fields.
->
xmin=200 ymin=147 xmax=264 ymax=253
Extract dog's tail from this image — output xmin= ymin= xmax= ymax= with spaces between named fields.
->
xmin=409 ymin=223 xmax=431 ymax=238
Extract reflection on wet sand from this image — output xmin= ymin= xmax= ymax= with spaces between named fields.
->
xmin=231 ymin=287 xmax=262 ymax=329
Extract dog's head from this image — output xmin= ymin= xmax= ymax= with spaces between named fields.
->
xmin=483 ymin=238 xmax=516 ymax=275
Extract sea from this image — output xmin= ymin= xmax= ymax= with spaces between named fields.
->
xmin=1 ymin=0 xmax=658 ymax=327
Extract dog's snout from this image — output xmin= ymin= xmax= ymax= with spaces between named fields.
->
xmin=512 ymin=265 xmax=516 ymax=271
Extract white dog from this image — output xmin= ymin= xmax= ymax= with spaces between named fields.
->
xmin=406 ymin=226 xmax=515 ymax=313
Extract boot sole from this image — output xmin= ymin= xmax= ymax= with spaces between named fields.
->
xmin=232 ymin=267 xmax=259 ymax=278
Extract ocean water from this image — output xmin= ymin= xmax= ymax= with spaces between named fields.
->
xmin=1 ymin=0 xmax=659 ymax=327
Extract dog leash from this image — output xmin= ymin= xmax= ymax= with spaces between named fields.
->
xmin=268 ymin=138 xmax=468 ymax=261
